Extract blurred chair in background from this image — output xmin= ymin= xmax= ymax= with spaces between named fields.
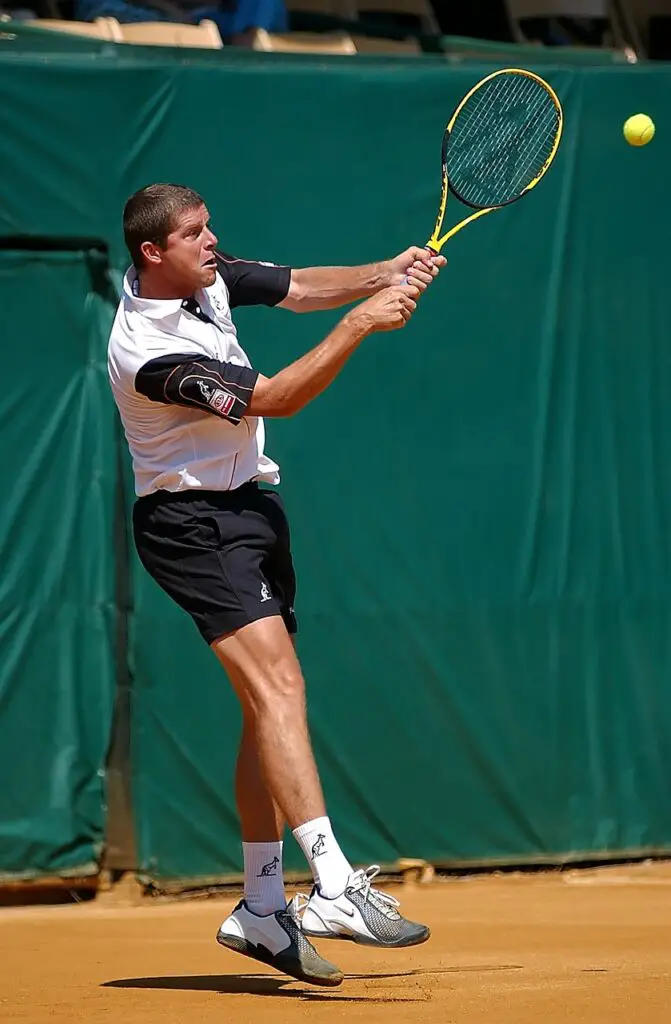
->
xmin=74 ymin=0 xmax=289 ymax=43
xmin=116 ymin=15 xmax=222 ymax=42
xmin=32 ymin=13 xmax=123 ymax=32
xmin=352 ymin=32 xmax=420 ymax=50
xmin=250 ymin=23 xmax=355 ymax=47
xmin=352 ymin=0 xmax=438 ymax=33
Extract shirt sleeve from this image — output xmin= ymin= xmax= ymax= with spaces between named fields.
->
xmin=215 ymin=251 xmax=291 ymax=308
xmin=135 ymin=353 xmax=259 ymax=425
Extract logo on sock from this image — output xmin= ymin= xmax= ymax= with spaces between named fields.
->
xmin=311 ymin=834 xmax=326 ymax=859
xmin=257 ymin=855 xmax=280 ymax=877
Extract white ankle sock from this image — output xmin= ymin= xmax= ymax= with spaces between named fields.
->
xmin=243 ymin=841 xmax=286 ymax=915
xmin=292 ymin=816 xmax=352 ymax=899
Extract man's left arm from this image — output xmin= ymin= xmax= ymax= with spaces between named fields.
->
xmin=278 ymin=246 xmax=446 ymax=313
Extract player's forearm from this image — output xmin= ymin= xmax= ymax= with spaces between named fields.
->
xmin=282 ymin=264 xmax=390 ymax=312
xmin=249 ymin=313 xmax=372 ymax=417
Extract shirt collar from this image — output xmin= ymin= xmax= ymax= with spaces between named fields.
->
xmin=123 ymin=268 xmax=188 ymax=320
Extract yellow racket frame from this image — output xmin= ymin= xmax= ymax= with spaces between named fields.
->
xmin=426 ymin=67 xmax=563 ymax=254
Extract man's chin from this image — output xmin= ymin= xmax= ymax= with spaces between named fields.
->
xmin=201 ymin=265 xmax=217 ymax=287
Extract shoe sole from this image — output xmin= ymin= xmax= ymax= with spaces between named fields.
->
xmin=217 ymin=932 xmax=344 ymax=987
xmin=302 ymin=927 xmax=431 ymax=949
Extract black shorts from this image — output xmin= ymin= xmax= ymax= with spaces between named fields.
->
xmin=132 ymin=483 xmax=297 ymax=644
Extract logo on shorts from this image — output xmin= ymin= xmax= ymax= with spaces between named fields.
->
xmin=311 ymin=834 xmax=326 ymax=859
xmin=257 ymin=856 xmax=280 ymax=877
xmin=260 ymin=582 xmax=272 ymax=603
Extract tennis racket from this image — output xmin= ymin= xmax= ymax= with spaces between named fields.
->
xmin=425 ymin=68 xmax=563 ymax=255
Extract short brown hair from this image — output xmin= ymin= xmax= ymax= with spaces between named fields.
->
xmin=123 ymin=183 xmax=205 ymax=269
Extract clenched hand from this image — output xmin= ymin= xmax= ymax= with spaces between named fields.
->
xmin=348 ymin=284 xmax=420 ymax=334
xmin=386 ymin=246 xmax=447 ymax=292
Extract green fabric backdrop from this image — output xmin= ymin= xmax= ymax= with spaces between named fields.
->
xmin=0 ymin=247 xmax=116 ymax=878
xmin=1 ymin=31 xmax=670 ymax=881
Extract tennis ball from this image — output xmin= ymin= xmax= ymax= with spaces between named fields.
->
xmin=623 ymin=113 xmax=655 ymax=146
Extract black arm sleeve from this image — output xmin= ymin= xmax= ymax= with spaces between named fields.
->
xmin=135 ymin=354 xmax=259 ymax=424
xmin=215 ymin=250 xmax=291 ymax=308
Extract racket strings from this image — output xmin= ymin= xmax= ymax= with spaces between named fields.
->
xmin=454 ymin=79 xmax=553 ymax=194
xmin=447 ymin=74 xmax=560 ymax=208
xmin=462 ymin=83 xmax=552 ymax=188
xmin=456 ymin=87 xmax=553 ymax=199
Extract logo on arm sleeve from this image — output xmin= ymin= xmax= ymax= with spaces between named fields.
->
xmin=197 ymin=380 xmax=236 ymax=416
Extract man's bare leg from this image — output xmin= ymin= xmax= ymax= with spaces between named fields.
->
xmin=235 ymin=710 xmax=285 ymax=838
xmin=212 ymin=619 xmax=346 ymax=986
xmin=213 ymin=616 xmax=429 ymax=957
xmin=225 ymin=660 xmax=287 ymax=916
xmin=227 ymin=636 xmax=298 ymax=845
xmin=214 ymin=617 xmax=353 ymax=897
xmin=213 ymin=619 xmax=327 ymax=827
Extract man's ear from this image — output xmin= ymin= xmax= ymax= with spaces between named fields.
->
xmin=140 ymin=240 xmax=164 ymax=267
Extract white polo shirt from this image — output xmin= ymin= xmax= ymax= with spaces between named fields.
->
xmin=107 ymin=254 xmax=291 ymax=497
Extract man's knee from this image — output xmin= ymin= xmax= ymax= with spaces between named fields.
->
xmin=253 ymin=657 xmax=306 ymax=711
xmin=212 ymin=616 xmax=306 ymax=714
xmin=230 ymin=648 xmax=306 ymax=716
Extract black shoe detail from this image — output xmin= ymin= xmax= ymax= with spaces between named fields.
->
xmin=343 ymin=885 xmax=430 ymax=947
xmin=217 ymin=900 xmax=343 ymax=987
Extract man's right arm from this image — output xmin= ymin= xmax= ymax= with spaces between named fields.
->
xmin=133 ymin=285 xmax=418 ymax=421
xmin=248 ymin=284 xmax=418 ymax=418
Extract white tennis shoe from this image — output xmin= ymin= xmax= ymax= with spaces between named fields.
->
xmin=216 ymin=895 xmax=343 ymax=986
xmin=300 ymin=865 xmax=430 ymax=948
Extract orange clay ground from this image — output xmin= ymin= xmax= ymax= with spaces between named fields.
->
xmin=2 ymin=861 xmax=670 ymax=1023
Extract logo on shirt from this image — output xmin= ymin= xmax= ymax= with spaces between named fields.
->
xmin=260 ymin=582 xmax=272 ymax=603
xmin=197 ymin=380 xmax=236 ymax=416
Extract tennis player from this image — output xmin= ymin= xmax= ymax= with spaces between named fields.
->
xmin=108 ymin=183 xmax=445 ymax=987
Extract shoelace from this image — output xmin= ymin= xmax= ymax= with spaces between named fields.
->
xmin=292 ymin=865 xmax=401 ymax=921
xmin=286 ymin=892 xmax=310 ymax=920
xmin=349 ymin=865 xmax=401 ymax=919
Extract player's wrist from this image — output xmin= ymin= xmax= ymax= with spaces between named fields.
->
xmin=378 ymin=260 xmax=395 ymax=289
xmin=341 ymin=308 xmax=375 ymax=339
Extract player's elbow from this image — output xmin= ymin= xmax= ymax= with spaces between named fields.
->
xmin=277 ymin=271 xmax=311 ymax=313
xmin=248 ymin=376 xmax=301 ymax=418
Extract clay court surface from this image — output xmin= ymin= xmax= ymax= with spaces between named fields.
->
xmin=2 ymin=861 xmax=670 ymax=1023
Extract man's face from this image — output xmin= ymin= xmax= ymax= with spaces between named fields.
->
xmin=143 ymin=204 xmax=218 ymax=293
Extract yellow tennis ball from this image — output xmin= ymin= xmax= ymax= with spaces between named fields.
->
xmin=623 ymin=113 xmax=655 ymax=146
